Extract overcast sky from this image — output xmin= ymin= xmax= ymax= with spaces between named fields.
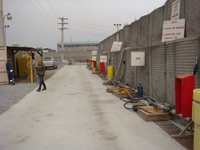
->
xmin=3 ymin=0 xmax=167 ymax=50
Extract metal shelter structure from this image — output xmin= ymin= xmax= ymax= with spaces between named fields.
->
xmin=6 ymin=46 xmax=43 ymax=83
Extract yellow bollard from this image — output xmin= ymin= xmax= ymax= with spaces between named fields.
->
xmin=192 ymin=89 xmax=200 ymax=150
xmin=96 ymin=62 xmax=100 ymax=70
xmin=107 ymin=66 xmax=114 ymax=78
xmin=92 ymin=67 xmax=96 ymax=73
xmin=89 ymin=56 xmax=92 ymax=61
xmin=92 ymin=62 xmax=94 ymax=68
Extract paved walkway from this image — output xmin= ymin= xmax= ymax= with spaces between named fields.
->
xmin=0 ymin=66 xmax=185 ymax=150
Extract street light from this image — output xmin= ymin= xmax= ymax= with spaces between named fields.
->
xmin=3 ymin=12 xmax=12 ymax=20
xmin=4 ymin=25 xmax=10 ymax=28
xmin=114 ymin=24 xmax=121 ymax=41
xmin=114 ymin=24 xmax=121 ymax=32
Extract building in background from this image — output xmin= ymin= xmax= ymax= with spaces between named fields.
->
xmin=38 ymin=48 xmax=56 ymax=52
xmin=57 ymin=41 xmax=99 ymax=53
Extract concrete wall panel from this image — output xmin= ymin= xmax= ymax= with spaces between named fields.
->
xmin=129 ymin=22 xmax=138 ymax=48
xmin=151 ymin=7 xmax=164 ymax=44
xmin=139 ymin=15 xmax=149 ymax=46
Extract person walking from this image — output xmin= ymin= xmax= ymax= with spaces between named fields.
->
xmin=36 ymin=59 xmax=46 ymax=92
xmin=6 ymin=58 xmax=14 ymax=85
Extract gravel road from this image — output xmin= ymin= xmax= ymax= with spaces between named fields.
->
xmin=0 ymin=66 xmax=63 ymax=115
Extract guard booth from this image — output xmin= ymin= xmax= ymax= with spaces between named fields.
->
xmin=6 ymin=46 xmax=43 ymax=83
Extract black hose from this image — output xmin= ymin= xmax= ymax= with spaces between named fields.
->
xmin=120 ymin=97 xmax=132 ymax=102
xmin=193 ymin=57 xmax=198 ymax=75
xmin=106 ymin=89 xmax=113 ymax=93
xmin=123 ymin=101 xmax=139 ymax=110
xmin=127 ymin=89 xmax=158 ymax=103
xmin=123 ymin=101 xmax=153 ymax=114
xmin=120 ymin=58 xmax=126 ymax=81
xmin=164 ymin=106 xmax=175 ymax=113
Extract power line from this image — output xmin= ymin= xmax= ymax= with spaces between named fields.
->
xmin=45 ymin=0 xmax=59 ymax=18
xmin=68 ymin=29 xmax=109 ymax=37
xmin=68 ymin=23 xmax=115 ymax=32
xmin=28 ymin=0 xmax=57 ymax=28
xmin=36 ymin=0 xmax=57 ymax=24
xmin=50 ymin=0 xmax=65 ymax=17
xmin=69 ymin=19 xmax=115 ymax=29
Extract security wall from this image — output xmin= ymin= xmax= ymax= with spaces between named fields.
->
xmin=98 ymin=0 xmax=200 ymax=105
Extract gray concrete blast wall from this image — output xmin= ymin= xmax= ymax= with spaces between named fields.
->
xmin=98 ymin=0 xmax=200 ymax=105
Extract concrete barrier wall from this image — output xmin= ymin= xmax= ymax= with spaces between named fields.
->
xmin=98 ymin=0 xmax=200 ymax=104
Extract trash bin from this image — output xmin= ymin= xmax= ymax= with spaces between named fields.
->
xmin=192 ymin=89 xmax=200 ymax=150
xmin=107 ymin=66 xmax=114 ymax=78
xmin=100 ymin=62 xmax=105 ymax=73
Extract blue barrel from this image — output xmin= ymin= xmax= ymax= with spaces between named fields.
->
xmin=137 ymin=84 xmax=143 ymax=98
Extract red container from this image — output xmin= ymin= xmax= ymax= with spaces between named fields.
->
xmin=86 ymin=59 xmax=88 ymax=63
xmin=100 ymin=62 xmax=105 ymax=73
xmin=69 ymin=60 xmax=72 ymax=65
xmin=93 ymin=61 xmax=97 ymax=67
xmin=175 ymin=74 xmax=195 ymax=118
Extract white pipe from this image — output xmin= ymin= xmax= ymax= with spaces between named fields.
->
xmin=113 ymin=47 xmax=132 ymax=78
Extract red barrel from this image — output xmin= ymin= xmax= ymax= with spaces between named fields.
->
xmin=86 ymin=59 xmax=89 ymax=63
xmin=69 ymin=60 xmax=72 ymax=65
xmin=100 ymin=62 xmax=105 ymax=73
xmin=93 ymin=61 xmax=97 ymax=67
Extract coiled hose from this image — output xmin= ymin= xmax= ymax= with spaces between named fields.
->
xmin=122 ymin=89 xmax=160 ymax=114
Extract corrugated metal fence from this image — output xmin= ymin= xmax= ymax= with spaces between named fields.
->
xmin=104 ymin=37 xmax=200 ymax=105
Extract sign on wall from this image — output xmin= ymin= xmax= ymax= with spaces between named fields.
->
xmin=171 ymin=0 xmax=181 ymax=20
xmin=92 ymin=56 xmax=96 ymax=61
xmin=100 ymin=55 xmax=107 ymax=63
xmin=111 ymin=41 xmax=123 ymax=52
xmin=162 ymin=19 xmax=185 ymax=42
xmin=131 ymin=51 xmax=145 ymax=66
xmin=92 ymin=50 xmax=98 ymax=56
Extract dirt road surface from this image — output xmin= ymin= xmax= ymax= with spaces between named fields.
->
xmin=0 ymin=65 xmax=185 ymax=150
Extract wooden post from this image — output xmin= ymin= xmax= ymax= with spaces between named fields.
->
xmin=41 ymin=50 xmax=43 ymax=61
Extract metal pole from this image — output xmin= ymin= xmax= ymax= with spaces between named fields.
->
xmin=114 ymin=24 xmax=121 ymax=41
xmin=30 ymin=51 xmax=33 ymax=83
xmin=61 ymin=18 xmax=64 ymax=48
xmin=0 ymin=0 xmax=5 ymax=46
xmin=69 ymin=37 xmax=72 ymax=65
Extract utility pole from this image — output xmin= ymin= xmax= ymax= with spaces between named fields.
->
xmin=0 ymin=0 xmax=4 ymax=46
xmin=58 ymin=17 xmax=68 ymax=48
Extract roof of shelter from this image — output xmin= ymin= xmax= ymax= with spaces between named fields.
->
xmin=7 ymin=46 xmax=42 ymax=52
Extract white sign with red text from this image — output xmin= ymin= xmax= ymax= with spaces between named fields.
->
xmin=171 ymin=0 xmax=181 ymax=20
xmin=92 ymin=56 xmax=96 ymax=61
xmin=131 ymin=51 xmax=145 ymax=66
xmin=162 ymin=19 xmax=185 ymax=42
xmin=92 ymin=50 xmax=98 ymax=56
xmin=111 ymin=41 xmax=123 ymax=52
xmin=100 ymin=55 xmax=107 ymax=63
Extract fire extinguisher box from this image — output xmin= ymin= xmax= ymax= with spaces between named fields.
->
xmin=175 ymin=74 xmax=195 ymax=118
